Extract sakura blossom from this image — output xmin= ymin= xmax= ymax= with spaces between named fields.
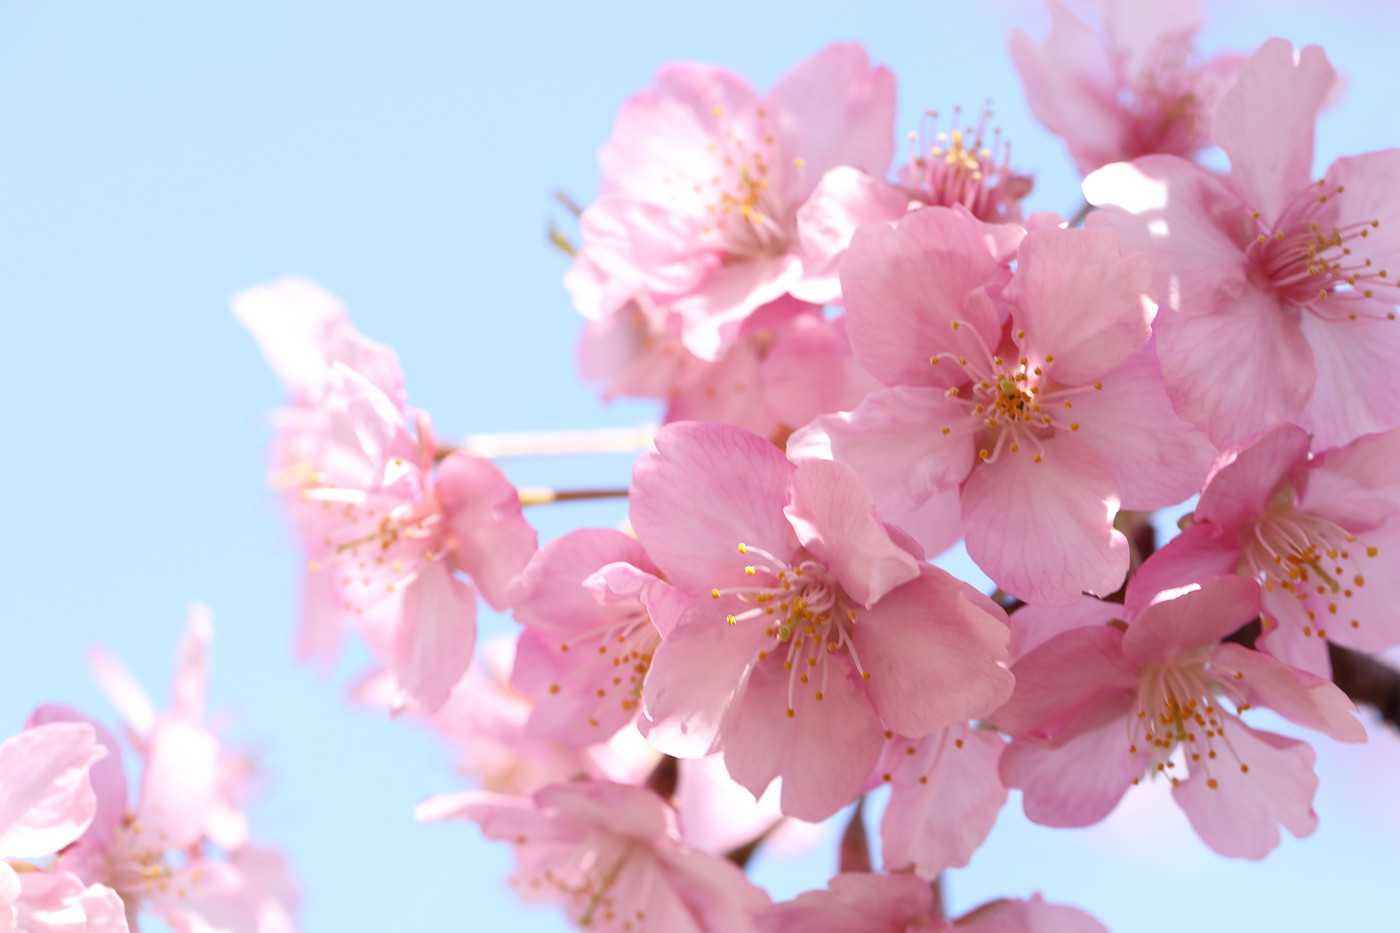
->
xmin=1085 ymin=38 xmax=1400 ymax=448
xmin=631 ymin=421 xmax=1012 ymax=820
xmin=1011 ymin=0 xmax=1244 ymax=174
xmin=790 ymin=209 xmax=1215 ymax=604
xmin=1130 ymin=424 xmax=1400 ymax=676
xmin=995 ymin=575 xmax=1366 ymax=858
xmin=418 ymin=781 xmax=770 ymax=933
xmin=238 ymin=281 xmax=538 ymax=711
xmin=569 ymin=43 xmax=896 ymax=361
xmin=507 ymin=527 xmax=684 ymax=744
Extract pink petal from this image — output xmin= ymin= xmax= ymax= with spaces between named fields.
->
xmin=0 ymin=723 xmax=103 ymax=860
xmin=1001 ymin=700 xmax=1140 ymax=828
xmin=391 ymin=561 xmax=478 ymax=713
xmin=1010 ymin=596 xmax=1125 ymax=660
xmin=1194 ymin=424 xmax=1309 ymax=530
xmin=851 ymin=569 xmax=1013 ymax=736
xmin=721 ymin=655 xmax=883 ymax=822
xmin=785 ymin=458 xmax=920 ymax=606
xmin=881 ymin=487 xmax=964 ymax=560
xmin=631 ymin=422 xmax=800 ymax=595
xmin=1171 ymin=717 xmax=1318 ymax=859
xmin=1301 ymin=427 xmax=1400 ymax=530
xmin=1296 ymin=302 xmax=1400 ymax=449
xmin=1083 ymin=157 xmax=1247 ymax=315
xmin=12 ymin=873 xmax=130 ymax=933
xmin=1008 ymin=1 xmax=1123 ymax=175
xmin=786 ymin=387 xmax=975 ymax=514
xmin=841 ymin=207 xmax=1009 ymax=389
xmin=1065 ymin=346 xmax=1217 ymax=509
xmin=231 ymin=277 xmax=347 ymax=398
xmin=641 ymin=596 xmax=772 ymax=758
xmin=170 ymin=603 xmax=213 ymax=724
xmin=86 ymin=649 xmax=156 ymax=742
xmin=1321 ymin=150 xmax=1400 ymax=306
xmin=1213 ymin=39 xmax=1337 ymax=223
xmin=993 ymin=624 xmax=1138 ymax=738
xmin=1122 ymin=575 xmax=1261 ymax=666
xmin=137 ymin=719 xmax=219 ymax=851
xmin=766 ymin=43 xmax=896 ymax=190
xmin=792 ymin=167 xmax=909 ymax=304
xmin=961 ymin=437 xmax=1129 ymax=606
xmin=673 ymin=255 xmax=805 ymax=361
xmin=1123 ymin=525 xmax=1244 ymax=615
xmin=666 ymin=334 xmax=784 ymax=440
xmin=23 ymin=708 xmax=126 ymax=853
xmin=878 ymin=724 xmax=1007 ymax=879
xmin=1006 ymin=227 xmax=1154 ymax=384
xmin=436 ymin=452 xmax=537 ymax=610
xmin=1211 ymin=643 xmax=1365 ymax=743
xmin=761 ymin=314 xmax=882 ymax=428
xmin=1153 ymin=289 xmax=1315 ymax=449
xmin=507 ymin=528 xmax=654 ymax=635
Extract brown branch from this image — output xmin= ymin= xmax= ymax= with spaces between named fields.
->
xmin=838 ymin=797 xmax=870 ymax=874
xmin=644 ymin=754 xmax=678 ymax=800
xmin=1329 ymin=642 xmax=1400 ymax=731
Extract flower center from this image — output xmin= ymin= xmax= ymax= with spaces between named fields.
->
xmin=1241 ymin=497 xmax=1378 ymax=640
xmin=712 ymin=543 xmax=872 ymax=717
xmin=1245 ymin=181 xmax=1394 ymax=321
xmin=930 ymin=322 xmax=1103 ymax=463
xmin=902 ymin=106 xmax=1031 ymax=222
xmin=549 ymin=608 xmax=659 ymax=729
xmin=665 ymin=105 xmax=800 ymax=260
xmin=1129 ymin=653 xmax=1250 ymax=790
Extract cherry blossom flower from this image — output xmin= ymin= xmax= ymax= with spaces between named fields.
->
xmin=1085 ymin=38 xmax=1399 ymax=449
xmin=0 ymin=721 xmax=128 ymax=933
xmin=1011 ymin=0 xmax=1244 ymax=174
xmin=29 ymin=702 xmax=296 ymax=933
xmin=289 ymin=363 xmax=536 ymax=711
xmin=508 ymin=527 xmax=686 ymax=745
xmin=758 ymin=873 xmax=1109 ymax=933
xmin=631 ymin=421 xmax=1012 ymax=821
xmin=874 ymin=723 xmax=1006 ymax=880
xmin=1130 ymin=424 xmax=1400 ymax=676
xmin=790 ymin=209 xmax=1214 ymax=604
xmin=995 ymin=575 xmax=1365 ymax=858
xmin=570 ymin=43 xmax=896 ymax=361
xmin=418 ymin=781 xmax=770 ymax=933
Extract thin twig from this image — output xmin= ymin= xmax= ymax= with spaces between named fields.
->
xmin=517 ymin=487 xmax=630 ymax=506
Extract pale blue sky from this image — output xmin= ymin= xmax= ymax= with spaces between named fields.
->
xmin=3 ymin=1 xmax=1398 ymax=931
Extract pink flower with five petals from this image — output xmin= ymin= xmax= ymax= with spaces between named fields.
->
xmin=631 ymin=422 xmax=1012 ymax=821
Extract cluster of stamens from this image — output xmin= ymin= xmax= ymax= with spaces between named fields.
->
xmin=1246 ymin=180 xmax=1394 ymax=321
xmin=295 ymin=457 xmax=443 ymax=613
xmin=513 ymin=838 xmax=646 ymax=930
xmin=551 ymin=610 xmax=658 ymax=728
xmin=904 ymin=106 xmax=1031 ymax=222
xmin=661 ymin=104 xmax=801 ymax=259
xmin=1241 ymin=499 xmax=1378 ymax=639
xmin=105 ymin=817 xmax=198 ymax=906
xmin=1129 ymin=653 xmax=1250 ymax=790
xmin=931 ymin=321 xmax=1102 ymax=463
xmin=711 ymin=543 xmax=870 ymax=717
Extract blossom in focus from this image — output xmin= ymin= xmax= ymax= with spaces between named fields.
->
xmin=1086 ymin=38 xmax=1400 ymax=449
xmin=418 ymin=781 xmax=770 ymax=933
xmin=995 ymin=575 xmax=1365 ymax=858
xmin=631 ymin=422 xmax=1012 ymax=821
xmin=0 ymin=721 xmax=128 ymax=933
xmin=570 ymin=43 xmax=896 ymax=361
xmin=1011 ymin=0 xmax=1244 ymax=174
xmin=790 ymin=210 xmax=1215 ymax=604
xmin=508 ymin=527 xmax=686 ymax=745
xmin=758 ymin=873 xmax=1109 ymax=933
xmin=1130 ymin=424 xmax=1400 ymax=676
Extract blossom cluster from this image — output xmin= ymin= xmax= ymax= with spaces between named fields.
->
xmin=11 ymin=2 xmax=1399 ymax=932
